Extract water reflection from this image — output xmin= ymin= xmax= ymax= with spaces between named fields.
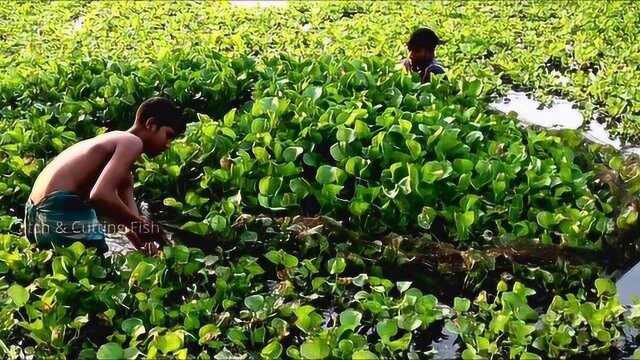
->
xmin=490 ymin=91 xmax=636 ymax=152
xmin=491 ymin=91 xmax=582 ymax=129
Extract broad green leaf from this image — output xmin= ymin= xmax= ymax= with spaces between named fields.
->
xmin=594 ymin=278 xmax=616 ymax=297
xmin=8 ymin=284 xmax=29 ymax=307
xmin=316 ymin=165 xmax=345 ymax=185
xmin=339 ymin=309 xmax=362 ymax=331
xmin=376 ymin=319 xmax=398 ymax=341
xmin=352 ymin=350 xmax=378 ymax=359
xmin=261 ymin=340 xmax=283 ymax=359
xmin=328 ymin=257 xmax=346 ymax=274
xmin=454 ymin=297 xmax=471 ymax=312
xmin=283 ymin=146 xmax=304 ymax=162
xmin=121 ymin=318 xmax=143 ymax=335
xmin=422 ymin=161 xmax=452 ymax=183
xmin=156 ymin=332 xmax=183 ymax=354
xmin=300 ymin=339 xmax=330 ymax=359
xmin=259 ymin=176 xmax=282 ymax=196
xmin=199 ymin=324 xmax=221 ymax=344
xmin=245 ymin=294 xmax=265 ymax=312
xmin=97 ymin=343 xmax=124 ymax=360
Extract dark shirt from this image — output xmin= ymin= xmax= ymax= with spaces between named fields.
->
xmin=403 ymin=58 xmax=446 ymax=83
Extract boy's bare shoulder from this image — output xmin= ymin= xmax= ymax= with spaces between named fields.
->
xmin=95 ymin=131 xmax=143 ymax=153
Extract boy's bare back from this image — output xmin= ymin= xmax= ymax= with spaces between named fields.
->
xmin=26 ymin=97 xmax=182 ymax=254
xmin=30 ymin=131 xmax=143 ymax=204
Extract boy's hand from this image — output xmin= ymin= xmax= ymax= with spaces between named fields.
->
xmin=134 ymin=217 xmax=168 ymax=245
xmin=125 ymin=229 xmax=160 ymax=256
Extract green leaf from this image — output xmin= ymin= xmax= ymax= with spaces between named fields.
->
xmin=339 ymin=309 xmax=362 ymax=331
xmin=316 ymin=165 xmax=345 ymax=185
xmin=166 ymin=165 xmax=181 ymax=178
xmin=396 ymin=281 xmax=412 ymax=293
xmin=282 ymin=253 xmax=299 ymax=268
xmin=352 ymin=274 xmax=368 ymax=287
xmin=352 ymin=350 xmax=378 ymax=359
xmin=345 ymin=156 xmax=367 ymax=176
xmin=283 ymin=146 xmax=304 ymax=162
xmin=387 ymin=332 xmax=412 ymax=351
xmin=337 ymin=126 xmax=356 ymax=143
xmin=405 ymin=139 xmax=422 ymax=158
xmin=521 ymin=352 xmax=542 ymax=360
xmin=290 ymin=178 xmax=311 ymax=197
xmin=455 ymin=211 xmax=475 ymax=238
xmin=465 ymin=79 xmax=483 ymax=97
xmin=253 ymin=146 xmax=271 ymax=163
xmin=261 ymin=340 xmax=283 ymax=359
xmin=163 ymin=197 xmax=183 ymax=210
xmin=252 ymin=97 xmax=280 ymax=117
xmin=376 ymin=319 xmax=398 ymax=341
xmin=207 ymin=215 xmax=227 ymax=232
xmin=417 ymin=207 xmax=437 ymax=230
xmin=156 ymin=332 xmax=183 ymax=354
xmin=536 ymin=211 xmax=556 ymax=229
xmin=416 ymin=295 xmax=438 ymax=313
xmin=186 ymin=191 xmax=208 ymax=206
xmin=265 ymin=250 xmax=283 ymax=265
xmin=121 ymin=318 xmax=143 ymax=335
xmin=181 ymin=221 xmax=209 ymax=236
xmin=454 ymin=297 xmax=471 ymax=312
xmin=97 ymin=343 xmax=124 ymax=360
xmin=8 ymin=284 xmax=29 ymax=307
xmin=259 ymin=176 xmax=283 ymax=196
xmin=199 ymin=324 xmax=221 ymax=344
xmin=328 ymin=257 xmax=346 ymax=274
xmin=223 ymin=108 xmax=237 ymax=126
xmin=300 ymin=339 xmax=330 ymax=359
xmin=303 ymin=86 xmax=323 ymax=102
xmin=453 ymin=158 xmax=475 ymax=174
xmin=594 ymin=278 xmax=616 ymax=297
xmin=398 ymin=314 xmax=422 ymax=331
xmin=245 ymin=294 xmax=265 ymax=312
xmin=422 ymin=161 xmax=452 ymax=183
xmin=461 ymin=348 xmax=477 ymax=360
xmin=294 ymin=305 xmax=323 ymax=334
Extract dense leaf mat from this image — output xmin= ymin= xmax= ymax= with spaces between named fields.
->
xmin=2 ymin=1 xmax=640 ymax=359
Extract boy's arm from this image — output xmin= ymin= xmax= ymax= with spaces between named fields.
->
xmin=117 ymin=173 xmax=158 ymax=251
xmin=118 ymin=172 xmax=139 ymax=216
xmin=89 ymin=136 xmax=146 ymax=230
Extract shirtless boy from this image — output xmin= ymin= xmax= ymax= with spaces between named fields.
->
xmin=25 ymin=97 xmax=185 ymax=254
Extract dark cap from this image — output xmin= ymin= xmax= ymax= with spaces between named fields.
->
xmin=407 ymin=27 xmax=445 ymax=50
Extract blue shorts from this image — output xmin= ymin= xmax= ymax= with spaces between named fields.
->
xmin=24 ymin=191 xmax=108 ymax=253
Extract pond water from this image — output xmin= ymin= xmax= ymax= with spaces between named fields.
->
xmin=431 ymin=328 xmax=460 ymax=359
xmin=490 ymin=91 xmax=640 ymax=152
xmin=104 ymin=232 xmax=135 ymax=257
xmin=616 ymin=261 xmax=640 ymax=306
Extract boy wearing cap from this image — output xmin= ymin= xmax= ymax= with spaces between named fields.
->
xmin=403 ymin=27 xmax=446 ymax=83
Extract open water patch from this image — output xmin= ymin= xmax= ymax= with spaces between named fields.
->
xmin=490 ymin=91 xmax=639 ymax=153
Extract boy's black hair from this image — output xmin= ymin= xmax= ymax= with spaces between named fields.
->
xmin=407 ymin=27 xmax=444 ymax=51
xmin=135 ymin=97 xmax=185 ymax=134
